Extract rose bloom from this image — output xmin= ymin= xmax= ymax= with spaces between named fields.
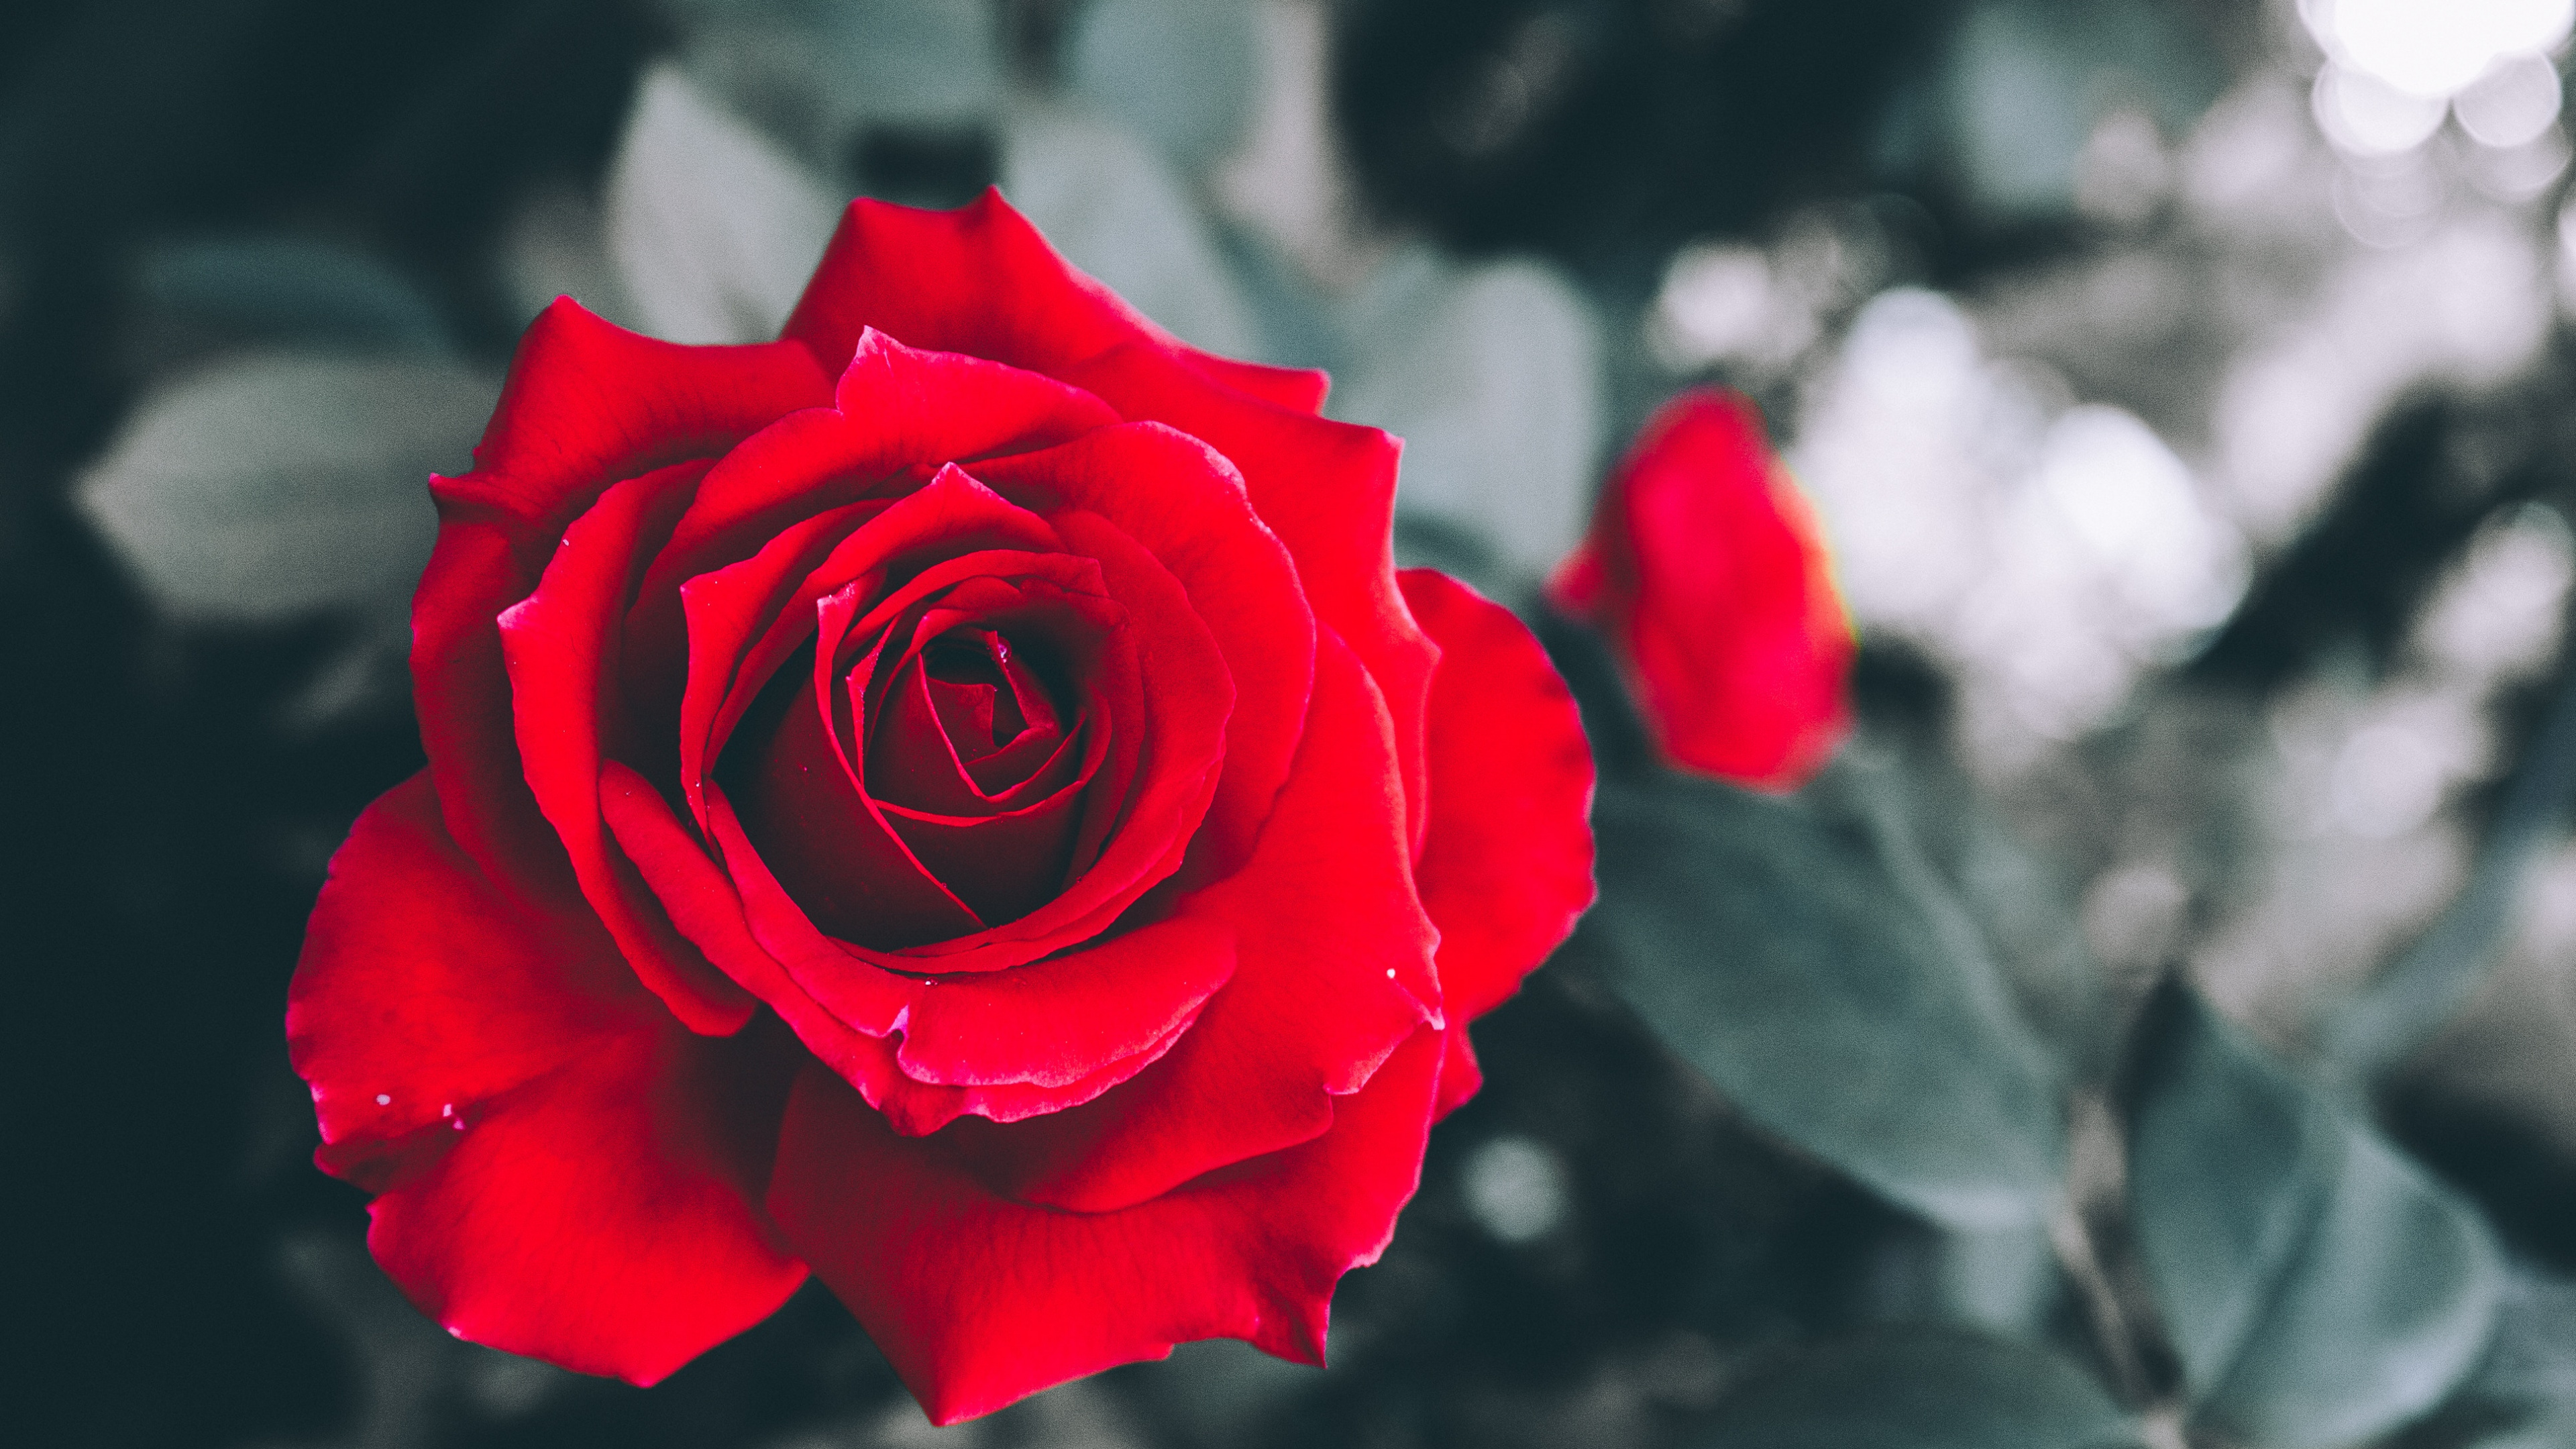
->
xmin=286 ymin=193 xmax=1595 ymax=1422
xmin=1549 ymin=386 xmax=1851 ymax=790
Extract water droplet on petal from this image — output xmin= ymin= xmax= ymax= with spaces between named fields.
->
xmin=375 ymin=1093 xmax=391 ymax=1106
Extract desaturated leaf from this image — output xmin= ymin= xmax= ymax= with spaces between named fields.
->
xmin=1684 ymin=1330 xmax=2139 ymax=1449
xmin=1066 ymin=0 xmax=1260 ymax=178
xmin=2442 ymin=1269 xmax=2576 ymax=1449
xmin=670 ymin=0 xmax=1005 ymax=162
xmin=497 ymin=182 xmax=641 ymax=333
xmin=1328 ymin=248 xmax=1602 ymax=580
xmin=1000 ymin=103 xmax=1261 ymax=359
xmin=74 ymin=353 xmax=493 ymax=623
xmin=1590 ymin=777 xmax=2066 ymax=1228
xmin=1929 ymin=1220 xmax=2061 ymax=1336
xmin=605 ymin=62 xmax=843 ymax=345
xmin=2125 ymin=983 xmax=2502 ymax=1449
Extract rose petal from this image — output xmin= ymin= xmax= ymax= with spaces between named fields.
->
xmin=868 ymin=651 xmax=1080 ymax=814
xmin=933 ymin=631 xmax=1438 ymax=1214
xmin=625 ymin=328 xmax=1121 ymax=721
xmin=289 ymin=774 xmax=804 ymax=1385
xmin=703 ymin=480 xmax=1231 ymax=975
xmin=415 ymin=300 xmax=826 ymax=894
xmin=291 ymin=775 xmax=646 ymax=1159
xmin=894 ymin=916 xmax=1236 ymax=1091
xmin=970 ymin=423 xmax=1311 ymax=871
xmin=672 ymin=498 xmax=888 ymax=821
xmin=880 ymin=786 xmax=1087 ymax=927
xmin=602 ymin=763 xmax=1233 ymax=1132
xmin=1050 ymin=344 xmax=1436 ymax=852
xmin=362 ymin=1020 xmax=808 ymax=1386
xmin=1399 ymin=568 xmax=1597 ymax=1023
xmin=496 ymin=460 xmax=758 ymax=1034
xmin=602 ymin=759 xmax=911 ymax=1053
xmin=678 ymin=468 xmax=1066 ymax=828
xmin=1177 ymin=350 xmax=1331 ymax=415
xmin=768 ymin=1026 xmax=1446 ymax=1425
xmin=784 ymin=191 xmax=1161 ymax=381
xmin=786 ymin=193 xmax=1330 ymax=419
xmin=731 ymin=643 xmax=987 ymax=949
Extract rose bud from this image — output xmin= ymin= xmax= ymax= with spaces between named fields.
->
xmin=286 ymin=192 xmax=1597 ymax=1423
xmin=1548 ymin=386 xmax=1852 ymax=790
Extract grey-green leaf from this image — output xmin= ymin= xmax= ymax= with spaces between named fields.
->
xmin=1685 ymin=1330 xmax=2139 ymax=1449
xmin=1328 ymin=249 xmax=1601 ymax=582
xmin=2125 ymin=985 xmax=2503 ymax=1449
xmin=74 ymin=352 xmax=494 ymax=623
xmin=1590 ymin=778 xmax=2065 ymax=1228
xmin=1000 ymin=104 xmax=1260 ymax=359
xmin=1066 ymin=0 xmax=1259 ymax=178
xmin=605 ymin=63 xmax=843 ymax=346
xmin=667 ymin=0 xmax=1005 ymax=152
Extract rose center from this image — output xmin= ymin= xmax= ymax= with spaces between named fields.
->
xmin=920 ymin=630 xmax=1047 ymax=761
xmin=727 ymin=610 xmax=1100 ymax=949
xmin=875 ymin=628 xmax=1067 ymax=802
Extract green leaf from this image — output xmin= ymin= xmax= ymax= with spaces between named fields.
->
xmin=1590 ymin=777 xmax=2065 ymax=1228
xmin=1684 ymin=1330 xmax=2139 ymax=1449
xmin=73 ymin=353 xmax=494 ymax=624
xmin=2125 ymin=984 xmax=2503 ymax=1449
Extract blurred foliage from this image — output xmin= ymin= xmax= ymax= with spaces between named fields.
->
xmin=1589 ymin=763 xmax=2068 ymax=1232
xmin=2123 ymin=982 xmax=2502 ymax=1448
xmin=16 ymin=1 xmax=2576 ymax=1447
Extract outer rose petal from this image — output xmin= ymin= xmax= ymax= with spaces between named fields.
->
xmin=415 ymin=300 xmax=828 ymax=894
xmin=1055 ymin=341 xmax=1438 ymax=849
xmin=786 ymin=190 xmax=1177 ymax=382
xmin=498 ymin=460 xmax=758 ymax=1034
xmin=1547 ymin=388 xmax=1852 ymax=790
xmin=627 ymin=328 xmax=1122 ymax=715
xmin=1399 ymin=569 xmax=1597 ymax=1023
xmin=769 ymin=1026 xmax=1447 ymax=1426
xmin=288 ymin=775 xmax=806 ymax=1383
xmin=1181 ymin=350 xmax=1331 ymax=414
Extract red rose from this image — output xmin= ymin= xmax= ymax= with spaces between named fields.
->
xmin=286 ymin=192 xmax=1595 ymax=1422
xmin=1548 ymin=387 xmax=1852 ymax=789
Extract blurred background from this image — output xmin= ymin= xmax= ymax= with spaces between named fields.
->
xmin=13 ymin=1 xmax=2576 ymax=1445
